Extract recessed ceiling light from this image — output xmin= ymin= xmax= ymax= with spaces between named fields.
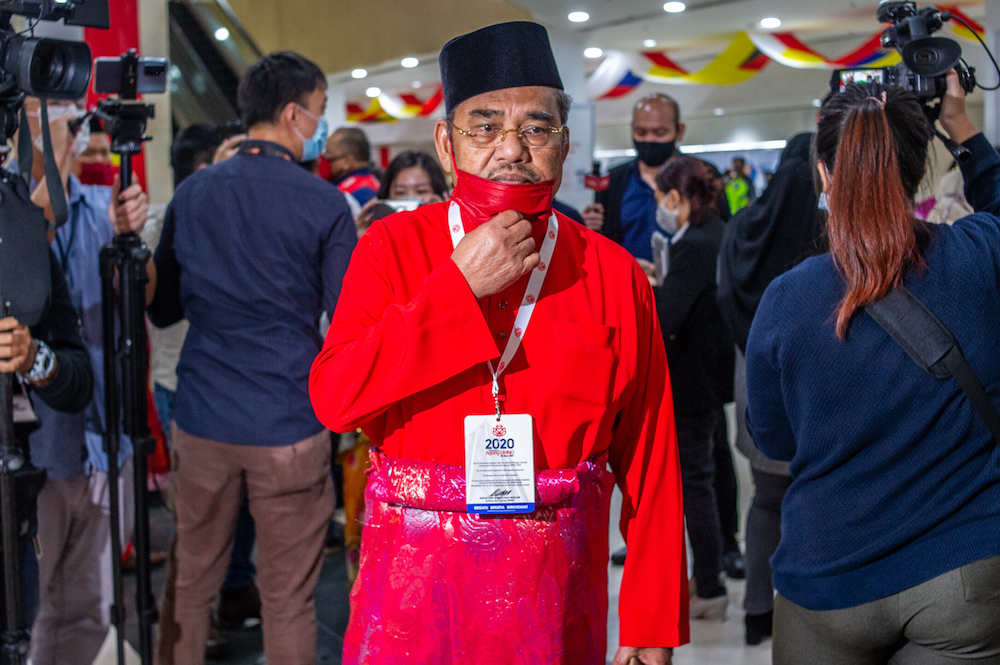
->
xmin=411 ymin=81 xmax=422 ymax=89
xmin=643 ymin=39 xmax=657 ymax=48
xmin=584 ymin=47 xmax=604 ymax=59
xmin=760 ymin=17 xmax=782 ymax=29
xmin=351 ymin=68 xmax=368 ymax=79
xmin=663 ymin=2 xmax=686 ymax=13
xmin=401 ymin=57 xmax=419 ymax=68
xmin=812 ymin=98 xmax=824 ymax=108
xmin=568 ymin=11 xmax=590 ymax=23
xmin=714 ymin=108 xmax=725 ymax=116
xmin=366 ymin=87 xmax=381 ymax=98
xmin=214 ymin=27 xmax=230 ymax=41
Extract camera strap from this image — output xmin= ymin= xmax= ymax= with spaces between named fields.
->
xmin=39 ymin=101 xmax=69 ymax=230
xmin=238 ymin=140 xmax=294 ymax=162
xmin=866 ymin=287 xmax=1000 ymax=444
xmin=16 ymin=102 xmax=70 ymax=230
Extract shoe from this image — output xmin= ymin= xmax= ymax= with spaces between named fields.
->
xmin=218 ymin=584 xmax=262 ymax=630
xmin=745 ymin=610 xmax=773 ymax=645
xmin=121 ymin=545 xmax=167 ymax=574
xmin=724 ymin=550 xmax=746 ymax=580
xmin=610 ymin=546 xmax=627 ymax=566
xmin=689 ymin=593 xmax=727 ymax=621
xmin=205 ymin=613 xmax=232 ymax=660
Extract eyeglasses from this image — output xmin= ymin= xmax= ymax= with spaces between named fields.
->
xmin=450 ymin=121 xmax=566 ymax=149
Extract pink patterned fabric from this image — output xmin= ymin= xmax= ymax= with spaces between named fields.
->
xmin=343 ymin=451 xmax=615 ymax=665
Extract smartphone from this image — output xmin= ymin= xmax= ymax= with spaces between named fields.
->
xmin=382 ymin=199 xmax=421 ymax=212
xmin=93 ymin=56 xmax=169 ymax=95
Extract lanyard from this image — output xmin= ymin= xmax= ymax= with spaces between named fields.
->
xmin=448 ymin=201 xmax=559 ymax=418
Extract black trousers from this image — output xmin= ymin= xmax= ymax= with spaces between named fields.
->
xmin=676 ymin=410 xmax=726 ymax=598
xmin=712 ymin=409 xmax=740 ymax=555
xmin=744 ymin=467 xmax=792 ymax=615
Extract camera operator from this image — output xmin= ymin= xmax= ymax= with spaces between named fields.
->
xmin=0 ymin=252 xmax=93 ymax=663
xmin=745 ymin=70 xmax=1000 ymax=663
xmin=14 ymin=96 xmax=152 ymax=665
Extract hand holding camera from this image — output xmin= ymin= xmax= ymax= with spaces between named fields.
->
xmin=0 ymin=316 xmax=36 ymax=375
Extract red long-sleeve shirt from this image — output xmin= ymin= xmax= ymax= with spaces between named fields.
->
xmin=310 ymin=201 xmax=689 ymax=647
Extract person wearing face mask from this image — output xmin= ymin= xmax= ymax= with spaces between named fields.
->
xmin=650 ymin=156 xmax=735 ymax=622
xmin=311 ymin=22 xmax=687 ymax=665
xmin=72 ymin=117 xmax=116 ymax=187
xmin=13 ymin=96 xmax=152 ymax=665
xmin=148 ymin=51 xmax=356 ymax=665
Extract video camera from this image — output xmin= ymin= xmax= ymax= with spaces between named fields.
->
xmin=831 ymin=1 xmax=991 ymax=110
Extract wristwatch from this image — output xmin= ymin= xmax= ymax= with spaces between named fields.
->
xmin=18 ymin=339 xmax=57 ymax=386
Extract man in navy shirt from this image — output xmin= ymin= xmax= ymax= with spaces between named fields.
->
xmin=150 ymin=51 xmax=356 ymax=665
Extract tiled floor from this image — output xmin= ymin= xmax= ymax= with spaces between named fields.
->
xmin=123 ymin=406 xmax=770 ymax=664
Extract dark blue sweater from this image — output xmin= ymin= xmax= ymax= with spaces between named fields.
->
xmin=745 ymin=133 xmax=1000 ymax=611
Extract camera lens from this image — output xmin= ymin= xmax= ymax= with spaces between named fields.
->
xmin=8 ymin=37 xmax=92 ymax=100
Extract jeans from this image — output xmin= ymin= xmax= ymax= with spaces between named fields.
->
xmin=676 ymin=410 xmax=726 ymax=599
xmin=774 ymin=555 xmax=1000 ymax=664
xmin=153 ymin=384 xmax=256 ymax=590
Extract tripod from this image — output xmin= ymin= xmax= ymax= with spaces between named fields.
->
xmin=98 ymin=72 xmax=158 ymax=665
xmin=0 ymin=376 xmax=28 ymax=665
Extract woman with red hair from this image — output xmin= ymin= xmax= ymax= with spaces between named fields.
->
xmin=746 ymin=70 xmax=1000 ymax=663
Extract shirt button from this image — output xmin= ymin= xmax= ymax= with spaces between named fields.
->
xmin=498 ymin=331 xmax=506 ymax=339
xmin=499 ymin=301 xmax=507 ymax=309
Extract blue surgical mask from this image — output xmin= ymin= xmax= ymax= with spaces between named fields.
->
xmin=294 ymin=104 xmax=328 ymax=162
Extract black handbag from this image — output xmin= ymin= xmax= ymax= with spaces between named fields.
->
xmin=866 ymin=287 xmax=1000 ymax=443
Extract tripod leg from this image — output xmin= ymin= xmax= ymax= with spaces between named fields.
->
xmin=0 ymin=375 xmax=26 ymax=665
xmin=118 ymin=235 xmax=157 ymax=665
xmin=99 ymin=245 xmax=127 ymax=665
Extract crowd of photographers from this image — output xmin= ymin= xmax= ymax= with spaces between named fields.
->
xmin=3 ymin=14 xmax=1000 ymax=665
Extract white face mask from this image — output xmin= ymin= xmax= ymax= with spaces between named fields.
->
xmin=656 ymin=201 xmax=681 ymax=235
xmin=28 ymin=104 xmax=85 ymax=154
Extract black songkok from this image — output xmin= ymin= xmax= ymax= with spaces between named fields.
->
xmin=439 ymin=21 xmax=564 ymax=115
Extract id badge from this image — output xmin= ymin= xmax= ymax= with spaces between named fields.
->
xmin=465 ymin=414 xmax=535 ymax=515
xmin=13 ymin=391 xmax=40 ymax=426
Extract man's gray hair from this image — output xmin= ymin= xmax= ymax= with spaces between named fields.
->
xmin=446 ymin=89 xmax=574 ymax=127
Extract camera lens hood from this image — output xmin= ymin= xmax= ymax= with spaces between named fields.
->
xmin=903 ymin=37 xmax=962 ymax=78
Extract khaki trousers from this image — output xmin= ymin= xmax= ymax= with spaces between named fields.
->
xmin=157 ymin=426 xmax=333 ymax=665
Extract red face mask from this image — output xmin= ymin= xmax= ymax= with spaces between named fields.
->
xmin=78 ymin=162 xmax=117 ymax=187
xmin=449 ymin=167 xmax=555 ymax=231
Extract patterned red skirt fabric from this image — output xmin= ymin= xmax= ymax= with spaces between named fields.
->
xmin=343 ymin=450 xmax=615 ymax=665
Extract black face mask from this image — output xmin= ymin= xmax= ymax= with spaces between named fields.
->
xmin=634 ymin=140 xmax=676 ymax=167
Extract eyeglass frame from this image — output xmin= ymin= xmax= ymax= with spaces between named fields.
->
xmin=448 ymin=120 xmax=568 ymax=149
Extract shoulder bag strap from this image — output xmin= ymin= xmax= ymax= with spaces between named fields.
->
xmin=866 ymin=288 xmax=1000 ymax=443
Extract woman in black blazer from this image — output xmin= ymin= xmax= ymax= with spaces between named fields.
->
xmin=653 ymin=155 xmax=735 ymax=620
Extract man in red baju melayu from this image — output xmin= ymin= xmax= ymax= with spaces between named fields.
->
xmin=310 ymin=21 xmax=688 ymax=665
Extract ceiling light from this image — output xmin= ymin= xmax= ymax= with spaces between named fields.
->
xmin=401 ymin=57 xmax=419 ymax=68
xmin=411 ymin=81 xmax=422 ymax=89
xmin=812 ymin=98 xmax=823 ymax=108
xmin=643 ymin=39 xmax=657 ymax=48
xmin=214 ymin=27 xmax=230 ymax=41
xmin=760 ymin=17 xmax=782 ymax=29
xmin=584 ymin=47 xmax=604 ymax=59
xmin=663 ymin=2 xmax=686 ymax=13
xmin=366 ymin=87 xmax=381 ymax=98
xmin=351 ymin=68 xmax=368 ymax=79
xmin=568 ymin=11 xmax=590 ymax=23
xmin=713 ymin=108 xmax=725 ymax=116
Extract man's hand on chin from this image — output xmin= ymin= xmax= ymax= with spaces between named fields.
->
xmin=612 ymin=647 xmax=673 ymax=665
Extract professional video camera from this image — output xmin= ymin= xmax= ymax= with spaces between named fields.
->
xmin=0 ymin=3 xmax=107 ymax=664
xmin=832 ymin=1 xmax=1000 ymax=160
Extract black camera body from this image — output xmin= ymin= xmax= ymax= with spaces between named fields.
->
xmin=832 ymin=1 xmax=975 ymax=112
